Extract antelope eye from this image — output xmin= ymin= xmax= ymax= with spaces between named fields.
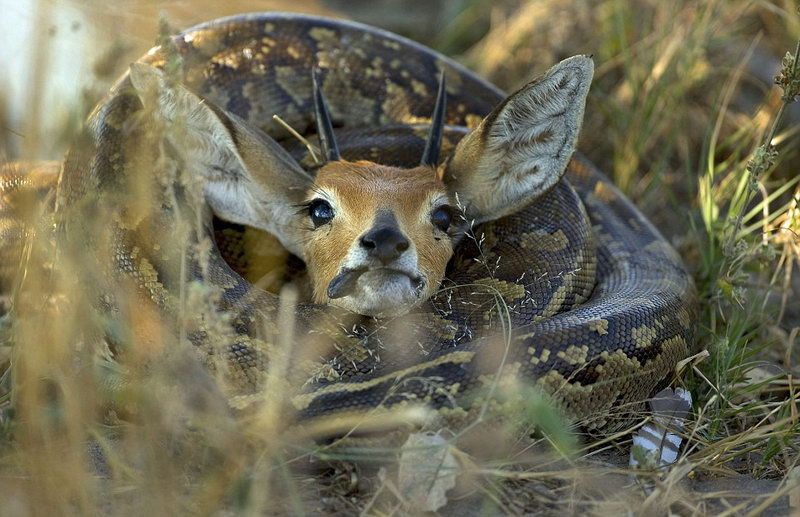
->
xmin=308 ymin=199 xmax=334 ymax=228
xmin=431 ymin=205 xmax=453 ymax=232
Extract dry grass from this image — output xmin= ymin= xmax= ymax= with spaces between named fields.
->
xmin=1 ymin=0 xmax=800 ymax=514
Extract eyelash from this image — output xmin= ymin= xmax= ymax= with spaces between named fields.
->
xmin=295 ymin=201 xmax=314 ymax=216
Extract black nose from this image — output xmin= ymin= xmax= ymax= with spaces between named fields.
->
xmin=360 ymin=226 xmax=410 ymax=263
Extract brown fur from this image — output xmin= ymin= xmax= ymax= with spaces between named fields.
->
xmin=302 ymin=160 xmax=453 ymax=305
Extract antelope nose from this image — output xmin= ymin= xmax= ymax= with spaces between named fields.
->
xmin=360 ymin=226 xmax=410 ymax=263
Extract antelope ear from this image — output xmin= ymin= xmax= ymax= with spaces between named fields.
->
xmin=443 ymin=55 xmax=593 ymax=223
xmin=129 ymin=62 xmax=312 ymax=258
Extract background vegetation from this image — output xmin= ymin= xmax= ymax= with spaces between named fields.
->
xmin=1 ymin=0 xmax=798 ymax=514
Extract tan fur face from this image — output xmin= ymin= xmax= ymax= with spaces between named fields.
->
xmin=301 ymin=160 xmax=454 ymax=316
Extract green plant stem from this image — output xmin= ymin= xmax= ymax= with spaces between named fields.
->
xmin=724 ymin=39 xmax=800 ymax=254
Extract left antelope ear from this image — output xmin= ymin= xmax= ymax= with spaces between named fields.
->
xmin=442 ymin=55 xmax=593 ymax=223
xmin=129 ymin=62 xmax=313 ymax=258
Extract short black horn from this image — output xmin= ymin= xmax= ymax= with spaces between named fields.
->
xmin=420 ymin=71 xmax=447 ymax=167
xmin=312 ymin=69 xmax=341 ymax=162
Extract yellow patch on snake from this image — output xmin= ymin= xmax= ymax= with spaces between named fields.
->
xmin=410 ymin=79 xmax=428 ymax=96
xmin=220 ymin=337 xmax=272 ymax=386
xmin=534 ymin=280 xmax=571 ymax=322
xmin=394 ymin=379 xmax=460 ymax=406
xmin=381 ymin=39 xmax=401 ymax=50
xmin=129 ymin=247 xmax=171 ymax=305
xmin=260 ymin=36 xmax=277 ymax=54
xmin=185 ymin=30 xmax=224 ymax=56
xmin=364 ymin=57 xmax=385 ymax=79
xmin=400 ymin=312 xmax=458 ymax=342
xmin=381 ymin=82 xmax=429 ymax=125
xmin=292 ymin=350 xmax=475 ymax=410
xmin=576 ymin=260 xmax=598 ymax=304
xmin=228 ymin=394 xmax=263 ymax=411
xmin=473 ymin=278 xmax=526 ymax=302
xmin=588 ymin=319 xmax=609 ymax=335
xmin=627 ymin=218 xmax=643 ymax=233
xmin=335 ymin=341 xmax=372 ymax=364
xmin=465 ymin=114 xmax=483 ymax=129
xmin=477 ymin=362 xmax=522 ymax=390
xmin=557 ymin=345 xmax=589 ymax=365
xmin=317 ymin=75 xmax=377 ymax=125
xmin=275 ymin=66 xmax=311 ymax=106
xmin=677 ymin=307 xmax=691 ymax=327
xmin=531 ymin=369 xmax=576 ymax=395
xmin=125 ymin=294 xmax=168 ymax=363
xmin=632 ymin=324 xmax=657 ymax=349
xmin=520 ymin=229 xmax=569 ymax=252
xmin=0 ymin=217 xmax=20 ymax=235
xmin=592 ymin=181 xmax=617 ymax=203
xmin=211 ymin=50 xmax=249 ymax=70
xmin=527 ymin=347 xmax=550 ymax=365
xmin=286 ymin=45 xmax=302 ymax=59
xmin=532 ymin=334 xmax=691 ymax=429
xmin=447 ymin=382 xmax=461 ymax=396
xmin=537 ymin=363 xmax=624 ymax=427
xmin=434 ymin=405 xmax=472 ymax=427
xmin=309 ymin=27 xmax=337 ymax=44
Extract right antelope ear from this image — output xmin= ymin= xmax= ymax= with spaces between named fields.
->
xmin=129 ymin=63 xmax=312 ymax=258
xmin=443 ymin=56 xmax=593 ymax=223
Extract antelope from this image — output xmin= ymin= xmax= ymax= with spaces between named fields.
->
xmin=129 ymin=56 xmax=593 ymax=317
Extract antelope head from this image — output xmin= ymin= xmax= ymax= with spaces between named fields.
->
xmin=130 ymin=56 xmax=593 ymax=317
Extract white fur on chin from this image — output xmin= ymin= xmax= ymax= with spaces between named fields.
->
xmin=331 ymin=270 xmax=424 ymax=317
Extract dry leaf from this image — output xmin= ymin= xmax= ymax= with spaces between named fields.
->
xmin=398 ymin=432 xmax=459 ymax=512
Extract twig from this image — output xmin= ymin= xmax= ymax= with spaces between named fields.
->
xmin=272 ymin=114 xmax=321 ymax=165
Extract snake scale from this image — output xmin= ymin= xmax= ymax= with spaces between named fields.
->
xmin=1 ymin=13 xmax=697 ymax=432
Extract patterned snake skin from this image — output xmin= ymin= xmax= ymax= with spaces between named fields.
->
xmin=1 ymin=13 xmax=697 ymax=431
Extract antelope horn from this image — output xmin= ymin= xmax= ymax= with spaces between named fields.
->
xmin=420 ymin=71 xmax=447 ymax=167
xmin=312 ymin=69 xmax=341 ymax=162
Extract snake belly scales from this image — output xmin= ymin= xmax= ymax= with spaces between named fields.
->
xmin=0 ymin=13 xmax=698 ymax=431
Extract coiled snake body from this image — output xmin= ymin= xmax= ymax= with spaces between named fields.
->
xmin=1 ymin=13 xmax=697 ymax=431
